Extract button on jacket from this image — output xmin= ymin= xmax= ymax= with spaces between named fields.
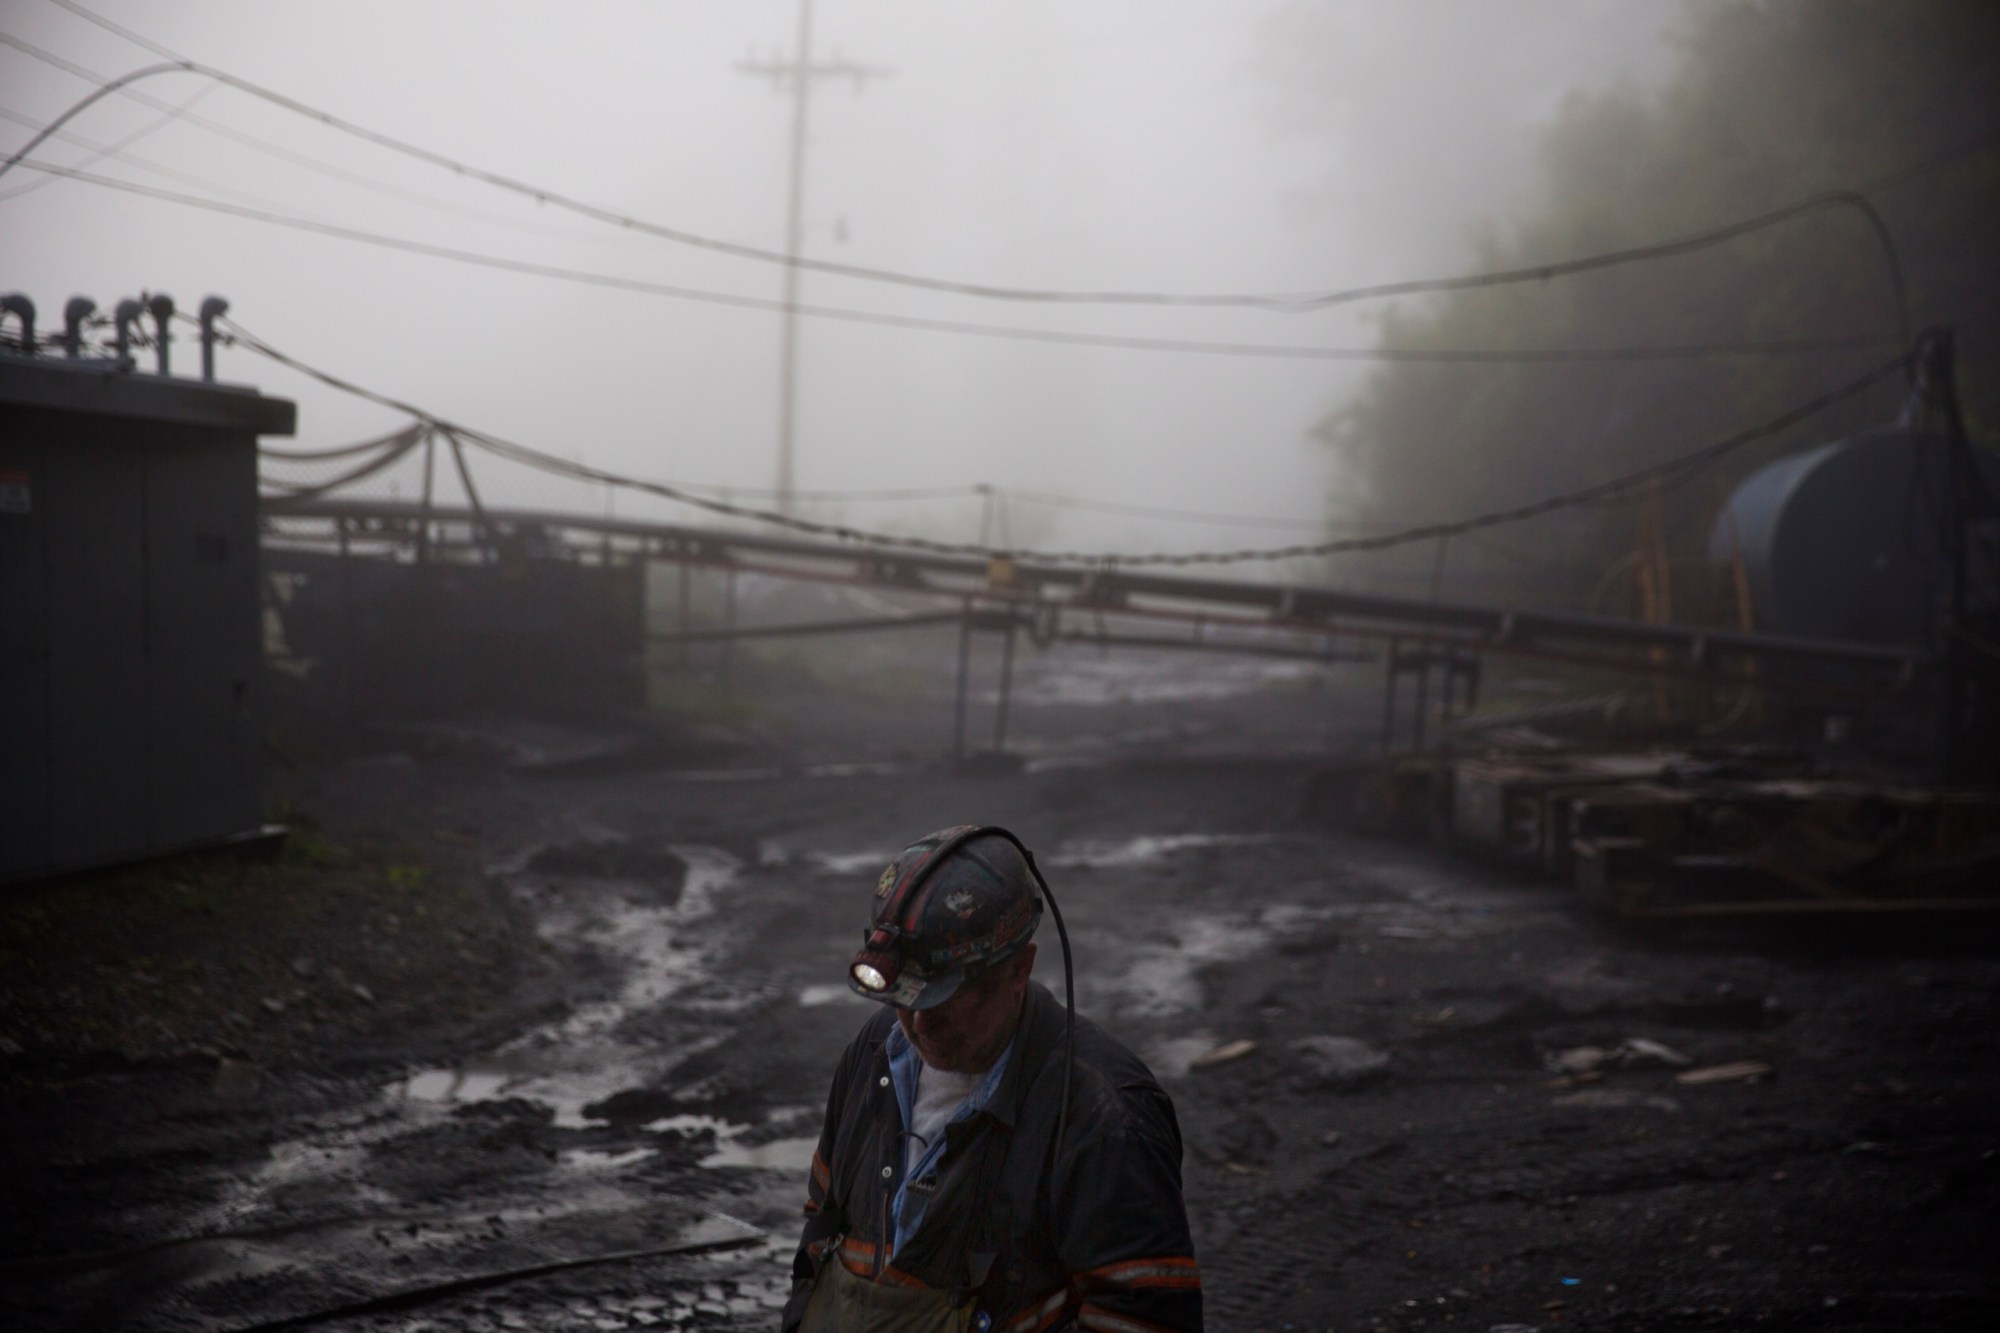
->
xmin=784 ymin=982 xmax=1203 ymax=1332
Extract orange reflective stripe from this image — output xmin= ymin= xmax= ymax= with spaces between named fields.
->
xmin=1077 ymin=1305 xmax=1182 ymax=1333
xmin=1082 ymin=1255 xmax=1202 ymax=1290
xmin=802 ymin=1197 xmax=820 ymax=1217
xmin=810 ymin=1151 xmax=831 ymax=1191
xmin=997 ymin=1285 xmax=1075 ymax=1333
xmin=836 ymin=1235 xmax=879 ymax=1276
xmin=829 ymin=1238 xmax=929 ymax=1288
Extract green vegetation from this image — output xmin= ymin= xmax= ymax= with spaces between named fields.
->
xmin=643 ymin=664 xmax=762 ymax=722
xmin=1323 ymin=0 xmax=2000 ymax=604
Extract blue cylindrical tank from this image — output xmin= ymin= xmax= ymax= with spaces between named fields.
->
xmin=1709 ymin=426 xmax=2000 ymax=645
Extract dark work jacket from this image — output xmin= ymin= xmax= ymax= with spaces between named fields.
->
xmin=783 ymin=983 xmax=1203 ymax=1333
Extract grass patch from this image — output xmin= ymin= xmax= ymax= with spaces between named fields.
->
xmin=643 ymin=668 xmax=761 ymax=722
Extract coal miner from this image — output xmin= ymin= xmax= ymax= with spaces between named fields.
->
xmin=784 ymin=825 xmax=1202 ymax=1332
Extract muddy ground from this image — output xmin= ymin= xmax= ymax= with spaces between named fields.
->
xmin=3 ymin=635 xmax=1997 ymax=1332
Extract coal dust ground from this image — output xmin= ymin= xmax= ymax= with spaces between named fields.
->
xmin=3 ymin=641 xmax=1996 ymax=1333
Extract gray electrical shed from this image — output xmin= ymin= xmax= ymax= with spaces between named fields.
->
xmin=1 ymin=350 xmax=295 ymax=883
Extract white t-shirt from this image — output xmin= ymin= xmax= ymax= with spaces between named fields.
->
xmin=909 ymin=1062 xmax=982 ymax=1158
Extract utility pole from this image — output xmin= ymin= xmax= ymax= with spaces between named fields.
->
xmin=737 ymin=0 xmax=890 ymax=516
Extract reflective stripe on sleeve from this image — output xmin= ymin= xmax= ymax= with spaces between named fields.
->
xmin=1077 ymin=1305 xmax=1184 ymax=1333
xmin=836 ymin=1235 xmax=879 ymax=1276
xmin=996 ymin=1285 xmax=1075 ymax=1333
xmin=1081 ymin=1255 xmax=1202 ymax=1290
xmin=836 ymin=1224 xmax=916 ymax=1280
xmin=828 ymin=1236 xmax=927 ymax=1288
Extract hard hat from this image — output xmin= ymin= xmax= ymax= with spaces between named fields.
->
xmin=847 ymin=825 xmax=1043 ymax=1010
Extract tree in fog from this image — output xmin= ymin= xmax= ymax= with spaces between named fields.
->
xmin=1301 ymin=0 xmax=2000 ymax=608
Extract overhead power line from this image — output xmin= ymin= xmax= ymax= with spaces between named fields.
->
xmin=0 ymin=79 xmax=211 ymax=201
xmin=261 ymin=420 xmax=427 ymax=462
xmin=1005 ymin=488 xmax=1334 ymax=532
xmin=462 ymin=356 xmax=1920 ymax=565
xmin=259 ymin=430 xmax=1342 ymax=530
xmin=0 ymin=33 xmax=671 ymax=246
xmin=216 ymin=314 xmax=1911 ymax=568
xmin=259 ymin=428 xmax=989 ymax=505
xmin=10 ymin=155 xmax=1899 ymax=366
xmin=260 ymin=422 xmax=429 ymax=498
xmin=768 ymin=482 xmax=982 ymax=503
xmin=20 ymin=2 xmax=1988 ymax=325
xmin=0 ymin=98 xmax=330 ymax=211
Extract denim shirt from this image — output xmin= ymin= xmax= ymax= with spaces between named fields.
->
xmin=884 ymin=1022 xmax=1015 ymax=1254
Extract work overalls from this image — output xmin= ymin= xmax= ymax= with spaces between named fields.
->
xmin=797 ymin=1254 xmax=978 ymax=1332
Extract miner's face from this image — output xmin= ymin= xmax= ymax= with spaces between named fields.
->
xmin=897 ymin=942 xmax=1036 ymax=1074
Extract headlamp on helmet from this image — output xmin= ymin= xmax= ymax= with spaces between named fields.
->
xmin=847 ymin=826 xmax=1042 ymax=1011
xmin=848 ymin=928 xmax=903 ymax=995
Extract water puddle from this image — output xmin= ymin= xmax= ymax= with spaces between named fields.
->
xmin=701 ymin=1135 xmax=820 ymax=1172
xmin=646 ymin=760 xmax=917 ymax=784
xmin=107 ymin=834 xmax=809 ymax=1328
xmin=562 ymin=1146 xmax=654 ymax=1171
xmin=1092 ymin=943 xmax=1308 ymax=1018
xmin=385 ymin=846 xmax=748 ymax=1129
xmin=1056 ymin=851 xmax=1361 ymax=1017
xmin=1007 ymin=656 xmax=1317 ymax=707
xmin=802 ymin=761 xmax=913 ymax=779
xmin=613 ymin=1112 xmax=817 ymax=1173
xmin=1051 ymin=832 xmax=1286 ymax=869
xmin=197 ymin=842 xmax=758 ymax=1247
xmin=1088 ymin=914 xmax=1271 ymax=1017
xmin=397 ymin=1065 xmax=513 ymax=1103
xmin=643 ymin=1112 xmax=735 ymax=1138
xmin=809 ymin=850 xmax=893 ymax=877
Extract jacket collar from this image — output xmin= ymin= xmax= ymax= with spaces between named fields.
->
xmin=978 ymin=981 xmax=1066 ymax=1130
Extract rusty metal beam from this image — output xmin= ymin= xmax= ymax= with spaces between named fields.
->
xmin=263 ymin=497 xmax=1928 ymax=691
xmin=644 ymin=610 xmax=963 ymax=644
xmin=1044 ymin=627 xmax=1371 ymax=664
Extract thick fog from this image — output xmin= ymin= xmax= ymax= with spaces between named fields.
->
xmin=4 ymin=0 xmax=1690 ymax=559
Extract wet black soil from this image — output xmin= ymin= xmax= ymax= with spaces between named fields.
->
xmin=2 ymin=645 xmax=1996 ymax=1332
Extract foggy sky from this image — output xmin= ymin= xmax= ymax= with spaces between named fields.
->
xmin=3 ymin=1 xmax=1693 ymax=560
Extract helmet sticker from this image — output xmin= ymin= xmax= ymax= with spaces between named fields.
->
xmin=944 ymin=888 xmax=979 ymax=919
xmin=875 ymin=866 xmax=897 ymax=900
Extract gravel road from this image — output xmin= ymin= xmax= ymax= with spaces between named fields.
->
xmin=3 ymin=645 xmax=1995 ymax=1332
